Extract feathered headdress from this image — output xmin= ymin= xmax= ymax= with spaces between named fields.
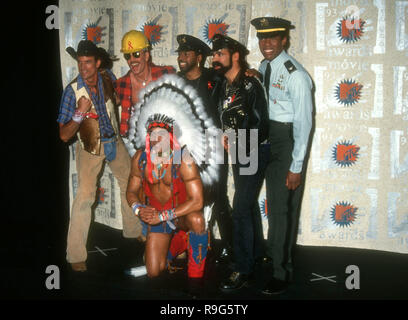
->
xmin=126 ymin=74 xmax=222 ymax=189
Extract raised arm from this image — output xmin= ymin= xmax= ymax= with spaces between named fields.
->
xmin=59 ymin=96 xmax=92 ymax=142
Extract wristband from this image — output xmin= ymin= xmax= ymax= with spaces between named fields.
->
xmin=72 ymin=110 xmax=85 ymax=123
xmin=131 ymin=203 xmax=146 ymax=216
xmin=158 ymin=208 xmax=176 ymax=222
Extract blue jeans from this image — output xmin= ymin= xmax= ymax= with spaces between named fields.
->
xmin=231 ymin=143 xmax=270 ymax=274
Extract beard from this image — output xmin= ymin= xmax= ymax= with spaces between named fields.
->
xmin=178 ymin=60 xmax=196 ymax=74
xmin=212 ymin=60 xmax=232 ymax=75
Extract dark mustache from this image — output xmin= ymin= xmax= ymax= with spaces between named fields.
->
xmin=212 ymin=61 xmax=223 ymax=68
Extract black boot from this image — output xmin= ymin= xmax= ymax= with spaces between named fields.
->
xmin=219 ymin=271 xmax=251 ymax=291
xmin=261 ymin=278 xmax=289 ymax=295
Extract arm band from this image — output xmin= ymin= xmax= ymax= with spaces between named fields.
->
xmin=72 ymin=110 xmax=85 ymax=123
xmin=158 ymin=208 xmax=177 ymax=222
xmin=131 ymin=202 xmax=146 ymax=214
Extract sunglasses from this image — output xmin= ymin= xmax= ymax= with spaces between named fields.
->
xmin=124 ymin=51 xmax=144 ymax=60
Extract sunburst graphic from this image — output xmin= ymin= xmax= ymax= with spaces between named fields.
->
xmin=140 ymin=15 xmax=165 ymax=46
xmin=330 ymin=201 xmax=358 ymax=227
xmin=260 ymin=198 xmax=268 ymax=218
xmin=97 ymin=187 xmax=105 ymax=204
xmin=81 ymin=16 xmax=106 ymax=44
xmin=334 ymin=79 xmax=363 ymax=106
xmin=332 ymin=140 xmax=360 ymax=167
xmin=336 ymin=16 xmax=365 ymax=43
xmin=202 ymin=15 xmax=230 ymax=44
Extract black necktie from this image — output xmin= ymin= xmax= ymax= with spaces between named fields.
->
xmin=264 ymin=62 xmax=271 ymax=100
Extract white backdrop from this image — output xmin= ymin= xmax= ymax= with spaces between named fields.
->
xmin=58 ymin=0 xmax=408 ymax=254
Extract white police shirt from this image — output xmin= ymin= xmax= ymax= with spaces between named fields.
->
xmin=259 ymin=50 xmax=313 ymax=174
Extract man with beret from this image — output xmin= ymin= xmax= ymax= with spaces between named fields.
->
xmin=251 ymin=17 xmax=314 ymax=294
xmin=175 ymin=34 xmax=234 ymax=264
xmin=210 ymin=34 xmax=270 ymax=291
xmin=57 ymin=40 xmax=142 ymax=272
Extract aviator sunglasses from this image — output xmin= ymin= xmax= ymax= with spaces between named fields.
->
xmin=124 ymin=50 xmax=144 ymax=60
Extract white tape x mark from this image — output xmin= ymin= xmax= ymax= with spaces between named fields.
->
xmin=88 ymin=247 xmax=118 ymax=256
xmin=310 ymin=273 xmax=337 ymax=283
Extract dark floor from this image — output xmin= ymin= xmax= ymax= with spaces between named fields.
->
xmin=2 ymin=222 xmax=407 ymax=302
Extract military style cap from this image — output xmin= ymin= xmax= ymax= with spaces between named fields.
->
xmin=176 ymin=34 xmax=211 ymax=57
xmin=250 ymin=17 xmax=294 ymax=39
xmin=211 ymin=33 xmax=249 ymax=56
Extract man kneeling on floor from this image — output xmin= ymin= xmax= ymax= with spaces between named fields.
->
xmin=125 ymin=75 xmax=220 ymax=286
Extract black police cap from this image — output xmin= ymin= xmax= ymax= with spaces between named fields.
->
xmin=211 ymin=34 xmax=249 ymax=56
xmin=176 ymin=34 xmax=211 ymax=56
xmin=250 ymin=17 xmax=294 ymax=39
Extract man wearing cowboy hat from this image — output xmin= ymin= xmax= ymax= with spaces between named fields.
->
xmin=57 ymin=40 xmax=142 ymax=272
xmin=251 ymin=17 xmax=314 ymax=295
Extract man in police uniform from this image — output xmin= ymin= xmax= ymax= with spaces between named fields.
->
xmin=210 ymin=34 xmax=269 ymax=291
xmin=176 ymin=34 xmax=234 ymax=263
xmin=251 ymin=17 xmax=313 ymax=294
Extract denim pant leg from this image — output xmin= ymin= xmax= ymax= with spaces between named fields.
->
xmin=210 ymin=162 xmax=233 ymax=249
xmin=231 ymin=145 xmax=269 ymax=274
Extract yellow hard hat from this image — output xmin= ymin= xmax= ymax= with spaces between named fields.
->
xmin=120 ymin=30 xmax=150 ymax=53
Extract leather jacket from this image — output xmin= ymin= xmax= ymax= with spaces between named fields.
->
xmin=209 ymin=70 xmax=269 ymax=155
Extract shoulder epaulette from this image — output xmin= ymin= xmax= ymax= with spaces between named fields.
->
xmin=284 ymin=60 xmax=297 ymax=74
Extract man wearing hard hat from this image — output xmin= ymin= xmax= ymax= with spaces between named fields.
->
xmin=114 ymin=30 xmax=176 ymax=139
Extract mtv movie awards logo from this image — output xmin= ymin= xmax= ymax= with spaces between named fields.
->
xmin=140 ymin=15 xmax=165 ymax=46
xmin=82 ymin=16 xmax=106 ymax=44
xmin=335 ymin=79 xmax=363 ymax=106
xmin=330 ymin=201 xmax=358 ymax=227
xmin=98 ymin=187 xmax=105 ymax=204
xmin=202 ymin=14 xmax=230 ymax=44
xmin=337 ymin=16 xmax=365 ymax=43
xmin=260 ymin=198 xmax=268 ymax=219
xmin=332 ymin=140 xmax=360 ymax=167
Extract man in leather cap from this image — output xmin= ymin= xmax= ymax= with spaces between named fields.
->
xmin=210 ymin=34 xmax=270 ymax=291
xmin=175 ymin=34 xmax=233 ymax=263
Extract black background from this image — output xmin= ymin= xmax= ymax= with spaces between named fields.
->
xmin=1 ymin=1 xmax=407 ymax=304
xmin=2 ymin=0 xmax=67 ymax=273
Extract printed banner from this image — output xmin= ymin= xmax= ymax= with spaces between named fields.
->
xmin=59 ymin=0 xmax=408 ymax=254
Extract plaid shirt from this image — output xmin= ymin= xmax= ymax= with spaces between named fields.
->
xmin=114 ymin=63 xmax=176 ymax=136
xmin=57 ymin=70 xmax=117 ymax=138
